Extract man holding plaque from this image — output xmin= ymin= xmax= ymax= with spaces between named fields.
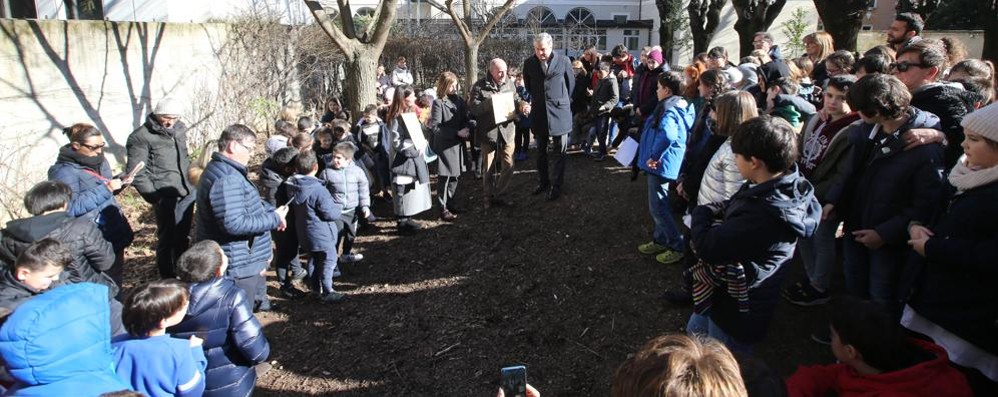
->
xmin=470 ymin=58 xmax=518 ymax=209
xmin=523 ymin=33 xmax=575 ymax=200
xmin=126 ymin=98 xmax=196 ymax=278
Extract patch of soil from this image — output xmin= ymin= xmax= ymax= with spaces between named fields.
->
xmin=122 ymin=147 xmax=832 ymax=396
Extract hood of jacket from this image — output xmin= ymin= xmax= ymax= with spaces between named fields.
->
xmin=905 ymin=106 xmax=942 ymax=131
xmin=2 ymin=212 xmax=72 ymax=244
xmin=0 ymin=283 xmax=118 ymax=387
xmin=284 ymin=174 xmax=326 ymax=205
xmin=185 ymin=277 xmax=228 ymax=318
xmin=912 ymin=83 xmax=977 ymax=115
xmin=736 ymin=164 xmax=820 ymax=238
xmin=773 ymin=93 xmax=817 ymax=116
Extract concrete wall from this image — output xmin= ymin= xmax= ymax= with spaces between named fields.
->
xmin=858 ymin=30 xmax=986 ymax=58
xmin=0 ymin=19 xmax=227 ymax=222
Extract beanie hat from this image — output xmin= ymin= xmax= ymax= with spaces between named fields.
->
xmin=961 ymin=101 xmax=998 ymax=142
xmin=648 ymin=49 xmax=663 ymax=64
xmin=153 ymin=98 xmax=183 ymax=116
xmin=757 ymin=60 xmax=791 ymax=86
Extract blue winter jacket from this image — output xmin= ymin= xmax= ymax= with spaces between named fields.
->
xmin=168 ymin=277 xmax=269 ymax=397
xmin=196 ymin=153 xmax=281 ymax=279
xmin=284 ymin=175 xmax=342 ymax=253
xmin=319 ymin=163 xmax=371 ymax=211
xmin=0 ymin=283 xmax=130 ymax=396
xmin=48 ymin=147 xmax=134 ymax=251
xmin=638 ymin=96 xmax=695 ymax=180
xmin=691 ymin=165 xmax=821 ymax=345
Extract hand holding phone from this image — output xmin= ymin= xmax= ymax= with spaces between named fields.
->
xmin=500 ymin=365 xmax=527 ymax=397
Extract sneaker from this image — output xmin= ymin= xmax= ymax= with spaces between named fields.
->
xmin=655 ymin=250 xmax=684 ymax=265
xmin=340 ymin=253 xmax=364 ymax=263
xmin=783 ymin=281 xmax=830 ymax=306
xmin=280 ymin=285 xmax=306 ymax=299
xmin=291 ymin=268 xmax=308 ymax=281
xmin=321 ymin=292 xmax=347 ymax=303
xmin=638 ymin=241 xmax=669 ymax=255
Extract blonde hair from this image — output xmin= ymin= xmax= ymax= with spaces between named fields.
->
xmin=188 ymin=140 xmax=219 ymax=186
xmin=611 ymin=334 xmax=748 ymax=397
xmin=434 ymin=71 xmax=460 ymax=99
xmin=714 ymin=91 xmax=759 ymax=137
xmin=803 ymin=31 xmax=835 ymax=61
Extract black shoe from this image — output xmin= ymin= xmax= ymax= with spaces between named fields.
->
xmin=280 ymin=285 xmax=306 ymax=299
xmin=532 ymin=184 xmax=550 ymax=195
xmin=547 ymin=186 xmax=561 ymax=201
xmin=662 ymin=288 xmax=693 ymax=306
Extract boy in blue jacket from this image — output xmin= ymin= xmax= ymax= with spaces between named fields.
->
xmin=285 ymin=150 xmax=346 ymax=303
xmin=637 ymin=71 xmax=695 ymax=265
xmin=825 ymin=74 xmax=945 ymax=309
xmin=687 ymin=115 xmax=821 ymax=353
xmin=320 ymin=142 xmax=371 ymax=265
xmin=169 ymin=240 xmax=270 ymax=397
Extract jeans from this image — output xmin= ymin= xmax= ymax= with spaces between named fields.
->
xmin=273 ymin=233 xmax=302 ymax=288
xmin=536 ymin=133 xmax=568 ymax=188
xmin=594 ymin=116 xmax=611 ymax=156
xmin=686 ymin=312 xmax=753 ymax=354
xmin=842 ymin=235 xmax=905 ymax=305
xmin=308 ymin=250 xmax=337 ymax=295
xmin=647 ymin=174 xmax=684 ymax=251
xmin=514 ymin=125 xmax=531 ymax=153
xmin=335 ymin=209 xmax=358 ymax=256
xmin=797 ymin=218 xmax=839 ymax=291
xmin=153 ymin=194 xmax=195 ymax=279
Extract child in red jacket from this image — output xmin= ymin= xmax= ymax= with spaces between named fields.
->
xmin=786 ymin=296 xmax=972 ymax=397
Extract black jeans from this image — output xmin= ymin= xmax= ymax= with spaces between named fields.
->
xmin=536 ymin=133 xmax=569 ymax=188
xmin=272 ymin=229 xmax=302 ymax=288
xmin=335 ymin=209 xmax=358 ymax=255
xmin=153 ymin=194 xmax=195 ymax=278
xmin=233 ymin=273 xmax=269 ymax=310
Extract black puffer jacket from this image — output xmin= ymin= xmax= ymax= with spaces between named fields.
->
xmin=126 ymin=113 xmax=194 ymax=203
xmin=911 ymin=84 xmax=976 ymax=168
xmin=0 ymin=212 xmax=118 ymax=297
xmin=168 ymin=277 xmax=269 ymax=397
xmin=0 ymin=268 xmax=39 ymax=312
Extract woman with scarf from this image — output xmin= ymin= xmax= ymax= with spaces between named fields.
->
xmin=902 ymin=102 xmax=998 ymax=395
xmin=48 ymin=123 xmax=134 ymax=287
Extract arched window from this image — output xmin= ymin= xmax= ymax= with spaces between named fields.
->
xmin=525 ymin=6 xmax=556 ymax=26
xmin=564 ymin=7 xmax=595 ymax=27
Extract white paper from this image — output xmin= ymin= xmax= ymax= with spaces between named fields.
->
xmin=683 ymin=214 xmax=692 ymax=229
xmin=613 ymin=137 xmax=639 ymax=167
xmin=400 ymin=113 xmax=427 ymax=152
xmin=490 ymin=92 xmax=516 ymax=125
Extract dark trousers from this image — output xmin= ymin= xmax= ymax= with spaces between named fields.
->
xmin=595 ymin=116 xmax=611 ymax=156
xmin=514 ymin=125 xmax=531 ymax=153
xmin=335 ymin=209 xmax=358 ymax=255
xmin=536 ymin=133 xmax=569 ymax=188
xmin=272 ymin=230 xmax=302 ymax=288
xmin=307 ymin=250 xmax=337 ymax=295
xmin=437 ymin=176 xmax=459 ymax=210
xmin=153 ymin=194 xmax=195 ymax=278
xmin=233 ymin=273 xmax=269 ymax=310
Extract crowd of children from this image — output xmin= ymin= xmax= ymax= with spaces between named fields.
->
xmin=0 ymin=11 xmax=996 ymax=395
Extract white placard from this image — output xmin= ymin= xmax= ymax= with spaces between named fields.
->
xmin=400 ymin=112 xmax=427 ymax=152
xmin=613 ymin=136 xmax=639 ymax=167
xmin=490 ymin=92 xmax=516 ymax=125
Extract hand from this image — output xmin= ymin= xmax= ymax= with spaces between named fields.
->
xmin=586 ymin=88 xmax=593 ymax=96
xmin=852 ymin=229 xmax=885 ymax=249
xmin=635 ymin=108 xmax=642 ymax=117
xmin=457 ymin=128 xmax=470 ymax=139
xmin=908 ymin=224 xmax=934 ymax=241
xmin=646 ymin=159 xmax=660 ymax=170
xmin=908 ymin=236 xmax=929 ymax=257
xmin=497 ymin=384 xmax=540 ymax=397
xmin=676 ymin=183 xmax=687 ymax=201
xmin=107 ymin=178 xmax=123 ymax=191
xmin=821 ymin=204 xmax=835 ymax=221
xmin=902 ymin=128 xmax=946 ymax=151
xmin=361 ymin=207 xmax=372 ymax=219
xmin=189 ymin=335 xmax=203 ymax=347
xmin=275 ymin=205 xmax=289 ymax=231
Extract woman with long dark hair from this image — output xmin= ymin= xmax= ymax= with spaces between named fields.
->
xmin=385 ymin=85 xmax=432 ymax=234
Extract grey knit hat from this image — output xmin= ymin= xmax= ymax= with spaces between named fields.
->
xmin=961 ymin=102 xmax=998 ymax=142
xmin=153 ymin=98 xmax=183 ymax=116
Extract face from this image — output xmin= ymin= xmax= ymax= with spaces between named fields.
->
xmin=230 ymin=137 xmax=256 ymax=165
xmin=331 ymin=152 xmax=351 ymax=169
xmin=962 ymin=131 xmax=998 ymax=169
xmin=893 ymin=52 xmax=933 ymax=90
xmin=753 ymin=35 xmax=771 ymax=52
xmin=804 ymin=39 xmax=819 ymax=58
xmin=161 ymin=300 xmax=189 ymax=329
xmin=74 ymin=135 xmax=106 ymax=158
xmin=734 ymin=153 xmax=755 ymax=181
xmin=656 ymin=82 xmax=670 ymax=101
xmin=823 ymin=85 xmax=851 ymax=116
xmin=404 ymin=92 xmax=417 ymax=108
xmin=377 ymin=65 xmax=385 ymax=75
xmin=698 ymin=80 xmax=712 ymax=99
xmin=16 ymin=264 xmax=62 ymax=291
xmin=328 ymin=100 xmax=341 ymax=113
xmin=825 ymin=60 xmax=845 ymax=77
xmin=397 ymin=58 xmax=407 ymax=68
xmin=533 ymin=41 xmax=552 ymax=62
xmin=708 ymin=56 xmax=725 ymax=69
xmin=490 ymin=61 xmax=508 ymax=83
xmin=156 ymin=115 xmax=179 ymax=129
xmin=886 ymin=20 xmax=913 ymax=45
xmin=317 ymin=133 xmax=333 ymax=149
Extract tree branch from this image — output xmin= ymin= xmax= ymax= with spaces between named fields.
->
xmin=303 ymin=0 xmax=352 ymax=55
xmin=474 ymin=0 xmax=517 ymax=46
xmin=444 ymin=0 xmax=473 ymax=44
xmin=367 ymin=0 xmax=400 ymax=49
xmin=336 ymin=0 xmax=357 ymax=39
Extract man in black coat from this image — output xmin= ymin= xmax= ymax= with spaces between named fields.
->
xmin=126 ymin=98 xmax=196 ymax=278
xmin=523 ymin=32 xmax=575 ymax=200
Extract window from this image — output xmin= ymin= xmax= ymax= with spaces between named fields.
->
xmin=612 ymin=14 xmax=628 ymax=24
xmin=525 ymin=6 xmax=557 ymax=27
xmin=623 ymin=29 xmax=640 ymax=52
xmin=69 ymin=0 xmax=104 ymax=20
xmin=564 ymin=7 xmax=595 ymax=26
xmin=3 ymin=0 xmax=38 ymax=18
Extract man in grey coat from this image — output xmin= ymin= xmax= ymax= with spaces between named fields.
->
xmin=126 ymin=98 xmax=195 ymax=278
xmin=470 ymin=58 xmax=518 ymax=208
xmin=523 ymin=32 xmax=575 ymax=200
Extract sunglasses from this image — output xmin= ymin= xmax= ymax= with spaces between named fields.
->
xmin=891 ymin=61 xmax=926 ymax=72
xmin=79 ymin=142 xmax=106 ymax=151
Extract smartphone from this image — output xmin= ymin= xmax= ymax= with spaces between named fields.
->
xmin=500 ymin=365 xmax=527 ymax=397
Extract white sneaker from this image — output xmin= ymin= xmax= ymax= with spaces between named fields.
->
xmin=340 ymin=253 xmax=364 ymax=263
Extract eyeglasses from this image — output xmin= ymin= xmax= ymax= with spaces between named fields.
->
xmin=79 ymin=142 xmax=106 ymax=151
xmin=891 ymin=61 xmax=926 ymax=72
xmin=237 ymin=141 xmax=255 ymax=153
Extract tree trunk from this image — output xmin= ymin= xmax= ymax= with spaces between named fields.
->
xmin=982 ymin=1 xmax=998 ymax=63
xmin=464 ymin=43 xmax=479 ymax=97
xmin=343 ymin=47 xmax=379 ymax=119
xmin=812 ymin=0 xmax=866 ymax=52
xmin=689 ymin=0 xmax=725 ymax=55
xmin=655 ymin=0 xmax=677 ymax=61
xmin=732 ymin=0 xmax=788 ymax=57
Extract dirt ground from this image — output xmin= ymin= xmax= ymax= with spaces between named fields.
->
xmin=123 ymin=146 xmax=832 ymax=396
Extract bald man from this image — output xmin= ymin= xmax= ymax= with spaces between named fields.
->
xmin=469 ymin=58 xmax=518 ymax=208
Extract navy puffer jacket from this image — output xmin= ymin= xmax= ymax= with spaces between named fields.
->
xmin=284 ymin=175 xmax=341 ymax=252
xmin=196 ymin=153 xmax=281 ymax=278
xmin=168 ymin=277 xmax=269 ymax=397
xmin=48 ymin=147 xmax=134 ymax=251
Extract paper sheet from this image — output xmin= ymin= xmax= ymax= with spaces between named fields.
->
xmin=613 ymin=136 xmax=639 ymax=167
xmin=400 ymin=112 xmax=427 ymax=152
xmin=490 ymin=92 xmax=516 ymax=126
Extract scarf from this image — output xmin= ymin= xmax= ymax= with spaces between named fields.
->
xmin=56 ymin=144 xmax=105 ymax=173
xmin=800 ymin=112 xmax=861 ymax=177
xmin=691 ymin=260 xmax=750 ymax=314
xmin=948 ymin=157 xmax=998 ymax=191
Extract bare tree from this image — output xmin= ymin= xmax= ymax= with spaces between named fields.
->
xmin=732 ymin=0 xmax=788 ymax=57
xmin=655 ymin=0 xmax=689 ymax=61
xmin=303 ymin=0 xmax=398 ymax=118
xmin=426 ymin=0 xmax=517 ymax=95
xmin=688 ymin=0 xmax=726 ymax=56
xmin=812 ymin=0 xmax=867 ymax=52
xmin=896 ymin=0 xmax=944 ymax=20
